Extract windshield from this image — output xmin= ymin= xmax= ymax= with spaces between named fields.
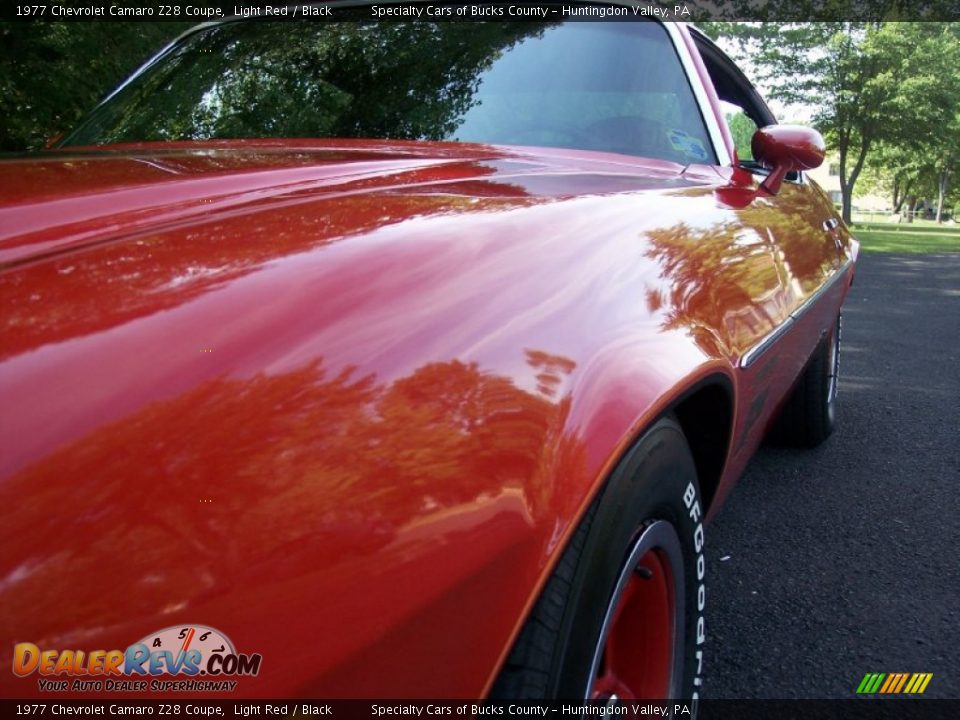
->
xmin=63 ymin=18 xmax=716 ymax=165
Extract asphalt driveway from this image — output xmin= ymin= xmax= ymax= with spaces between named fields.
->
xmin=704 ymin=252 xmax=960 ymax=698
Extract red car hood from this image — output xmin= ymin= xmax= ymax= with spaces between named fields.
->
xmin=0 ymin=140 xmax=729 ymax=476
xmin=0 ymin=139 xmax=710 ymax=266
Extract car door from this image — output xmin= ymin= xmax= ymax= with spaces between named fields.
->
xmin=687 ymin=29 xmax=849 ymax=460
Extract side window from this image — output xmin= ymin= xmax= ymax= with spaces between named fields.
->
xmin=694 ymin=34 xmax=776 ymax=169
xmin=721 ymin=100 xmax=758 ymax=162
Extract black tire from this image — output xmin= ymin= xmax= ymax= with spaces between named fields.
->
xmin=768 ymin=314 xmax=841 ymax=448
xmin=490 ymin=417 xmax=706 ymax=702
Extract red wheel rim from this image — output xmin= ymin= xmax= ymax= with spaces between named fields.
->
xmin=588 ymin=520 xmax=685 ymax=700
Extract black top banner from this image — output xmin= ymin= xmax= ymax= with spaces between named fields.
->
xmin=1 ymin=0 xmax=958 ymax=22
xmin=3 ymin=700 xmax=960 ymax=719
xmin=0 ymin=694 xmax=960 ymax=720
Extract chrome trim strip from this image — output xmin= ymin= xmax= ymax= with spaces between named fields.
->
xmin=789 ymin=258 xmax=853 ymax=323
xmin=739 ymin=318 xmax=795 ymax=370
xmin=739 ymin=259 xmax=853 ymax=369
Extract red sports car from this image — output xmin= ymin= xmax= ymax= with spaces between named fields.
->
xmin=0 ymin=6 xmax=857 ymax=702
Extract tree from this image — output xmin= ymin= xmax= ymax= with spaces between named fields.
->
xmin=0 ymin=22 xmax=191 ymax=151
xmin=931 ymin=109 xmax=959 ymax=222
xmin=860 ymin=142 xmax=928 ymax=214
xmin=702 ymin=22 xmax=960 ymax=225
xmin=726 ymin=110 xmax=756 ymax=160
xmin=861 ymin=135 xmax=955 ymax=221
xmin=51 ymin=20 xmax=550 ymax=147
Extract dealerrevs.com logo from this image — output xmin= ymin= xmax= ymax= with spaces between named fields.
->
xmin=13 ymin=625 xmax=261 ymax=692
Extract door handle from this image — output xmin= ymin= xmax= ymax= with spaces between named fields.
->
xmin=822 ymin=217 xmax=844 ymax=252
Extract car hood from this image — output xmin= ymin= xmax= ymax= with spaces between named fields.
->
xmin=1 ymin=138 xmax=737 ymax=482
xmin=0 ymin=139 xmax=714 ymax=267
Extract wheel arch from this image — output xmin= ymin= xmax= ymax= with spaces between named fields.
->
xmin=485 ymin=370 xmax=735 ymax=697
xmin=489 ymin=367 xmax=735 ymax=698
xmin=669 ymin=375 xmax=734 ymax=513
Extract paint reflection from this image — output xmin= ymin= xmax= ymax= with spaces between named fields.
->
xmin=644 ymin=186 xmax=838 ymax=357
xmin=1 ymin=165 xmax=541 ymax=361
xmin=0 ymin=350 xmax=584 ymax=650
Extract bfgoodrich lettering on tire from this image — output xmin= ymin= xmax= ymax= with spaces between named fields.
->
xmin=491 ymin=417 xmax=705 ymax=703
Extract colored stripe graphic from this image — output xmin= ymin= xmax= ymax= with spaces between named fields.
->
xmin=905 ymin=673 xmax=933 ymax=694
xmin=857 ymin=672 xmax=933 ymax=694
xmin=893 ymin=673 xmax=910 ymax=693
xmin=856 ymin=673 xmax=886 ymax=694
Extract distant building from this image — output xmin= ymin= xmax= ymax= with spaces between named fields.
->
xmin=807 ymin=154 xmax=888 ymax=215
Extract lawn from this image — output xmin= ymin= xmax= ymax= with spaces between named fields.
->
xmin=849 ymin=221 xmax=960 ymax=253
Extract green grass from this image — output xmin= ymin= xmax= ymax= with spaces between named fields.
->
xmin=850 ymin=221 xmax=960 ymax=253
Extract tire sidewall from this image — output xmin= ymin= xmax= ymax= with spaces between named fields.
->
xmin=552 ymin=418 xmax=705 ymax=701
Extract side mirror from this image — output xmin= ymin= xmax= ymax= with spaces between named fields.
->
xmin=751 ymin=125 xmax=825 ymax=196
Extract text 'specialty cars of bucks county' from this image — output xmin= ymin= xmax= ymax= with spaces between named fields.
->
xmin=0 ymin=2 xmax=857 ymax=701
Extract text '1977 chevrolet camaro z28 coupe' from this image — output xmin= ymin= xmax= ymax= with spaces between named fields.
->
xmin=0 ymin=2 xmax=858 ymax=703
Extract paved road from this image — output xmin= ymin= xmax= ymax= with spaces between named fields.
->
xmin=704 ymin=252 xmax=960 ymax=699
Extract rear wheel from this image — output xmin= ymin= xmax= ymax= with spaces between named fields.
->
xmin=769 ymin=314 xmax=841 ymax=447
xmin=490 ymin=418 xmax=705 ymax=701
